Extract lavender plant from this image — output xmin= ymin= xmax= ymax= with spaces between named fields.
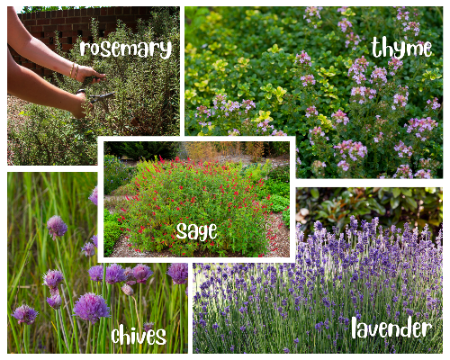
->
xmin=193 ymin=218 xmax=443 ymax=353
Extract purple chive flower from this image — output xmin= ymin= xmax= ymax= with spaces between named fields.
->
xmin=43 ymin=269 xmax=64 ymax=289
xmin=12 ymin=305 xmax=39 ymax=325
xmin=47 ymin=294 xmax=62 ymax=310
xmin=88 ymin=265 xmax=104 ymax=282
xmin=91 ymin=235 xmax=98 ymax=248
xmin=47 ymin=216 xmax=68 ymax=240
xmin=132 ymin=264 xmax=153 ymax=284
xmin=106 ymin=264 xmax=126 ymax=284
xmin=88 ymin=186 xmax=98 ymax=206
xmin=73 ymin=293 xmax=110 ymax=324
xmin=144 ymin=322 xmax=154 ymax=332
xmin=81 ymin=242 xmax=96 ymax=257
xmin=124 ymin=267 xmax=136 ymax=286
xmin=167 ymin=263 xmax=188 ymax=285
xmin=121 ymin=284 xmax=134 ymax=296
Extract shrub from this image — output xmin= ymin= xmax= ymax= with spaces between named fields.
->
xmin=104 ymin=155 xmax=136 ymax=195
xmin=106 ymin=141 xmax=180 ymax=162
xmin=185 ymin=7 xmax=443 ymax=178
xmin=266 ymin=194 xmax=290 ymax=213
xmin=264 ymin=179 xmax=290 ymax=198
xmin=115 ymin=157 xmax=272 ymax=257
xmin=193 ymin=219 xmax=443 ymax=353
xmin=268 ymin=165 xmax=289 ymax=183
xmin=104 ymin=209 xmax=122 ymax=257
xmin=9 ymin=8 xmax=180 ymax=165
xmin=296 ymin=187 xmax=443 ymax=236
xmin=282 ymin=207 xmax=289 ymax=228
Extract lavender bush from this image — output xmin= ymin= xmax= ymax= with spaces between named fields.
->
xmin=193 ymin=218 xmax=443 ymax=353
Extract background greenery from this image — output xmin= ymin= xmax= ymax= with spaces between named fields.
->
xmin=296 ymin=187 xmax=443 ymax=237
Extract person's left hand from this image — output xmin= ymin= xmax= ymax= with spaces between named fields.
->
xmin=75 ymin=65 xmax=106 ymax=84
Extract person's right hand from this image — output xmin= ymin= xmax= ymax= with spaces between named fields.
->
xmin=75 ymin=65 xmax=106 ymax=84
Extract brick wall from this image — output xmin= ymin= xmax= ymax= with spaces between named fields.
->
xmin=9 ymin=7 xmax=158 ymax=77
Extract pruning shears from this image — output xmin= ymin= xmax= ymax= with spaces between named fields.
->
xmin=76 ymin=88 xmax=116 ymax=104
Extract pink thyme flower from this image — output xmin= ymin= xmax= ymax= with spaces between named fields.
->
xmin=47 ymin=215 xmax=68 ymax=240
xmin=331 ymin=109 xmax=349 ymax=127
xmin=426 ymin=98 xmax=441 ymax=111
xmin=393 ymin=165 xmax=413 ymax=179
xmin=300 ymin=74 xmax=315 ymax=87
xmin=414 ymin=169 xmax=431 ymax=179
xmin=345 ymin=32 xmax=361 ymax=49
xmin=338 ymin=18 xmax=352 ymax=33
xmin=388 ymin=57 xmax=403 ymax=74
xmin=294 ymin=51 xmax=312 ymax=67
xmin=337 ymin=160 xmax=350 ymax=172
xmin=393 ymin=93 xmax=408 ymax=107
xmin=394 ymin=141 xmax=413 ymax=158
xmin=348 ymin=56 xmax=369 ymax=76
xmin=305 ymin=105 xmax=318 ymax=117
xmin=370 ymin=67 xmax=388 ymax=84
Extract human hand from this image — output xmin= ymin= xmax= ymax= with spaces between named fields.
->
xmin=71 ymin=91 xmax=93 ymax=119
xmin=75 ymin=65 xmax=106 ymax=84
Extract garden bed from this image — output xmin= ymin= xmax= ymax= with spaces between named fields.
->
xmin=103 ymin=141 xmax=291 ymax=258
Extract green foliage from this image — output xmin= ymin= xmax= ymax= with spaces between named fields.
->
xmin=241 ymin=160 xmax=272 ymax=183
xmin=185 ymin=7 xmax=443 ymax=178
xmin=267 ymin=165 xmax=289 ymax=183
xmin=282 ymin=207 xmax=290 ymax=228
xmin=116 ymin=158 xmax=270 ymax=257
xmin=106 ymin=141 xmax=179 ymax=162
xmin=104 ymin=209 xmax=123 ymax=257
xmin=266 ymin=194 xmax=290 ymax=213
xmin=185 ymin=7 xmax=210 ymax=47
xmin=264 ymin=179 xmax=290 ymax=198
xmin=9 ymin=9 xmax=180 ymax=165
xmin=20 ymin=6 xmax=103 ymax=14
xmin=296 ymin=187 xmax=443 ymax=236
xmin=104 ymin=155 xmax=136 ymax=195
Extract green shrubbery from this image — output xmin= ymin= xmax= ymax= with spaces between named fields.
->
xmin=104 ymin=209 xmax=123 ymax=256
xmin=296 ymin=187 xmax=443 ymax=236
xmin=104 ymin=155 xmax=136 ymax=195
xmin=9 ymin=8 xmax=180 ymax=165
xmin=185 ymin=7 xmax=443 ymax=178
xmin=116 ymin=158 xmax=271 ymax=257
